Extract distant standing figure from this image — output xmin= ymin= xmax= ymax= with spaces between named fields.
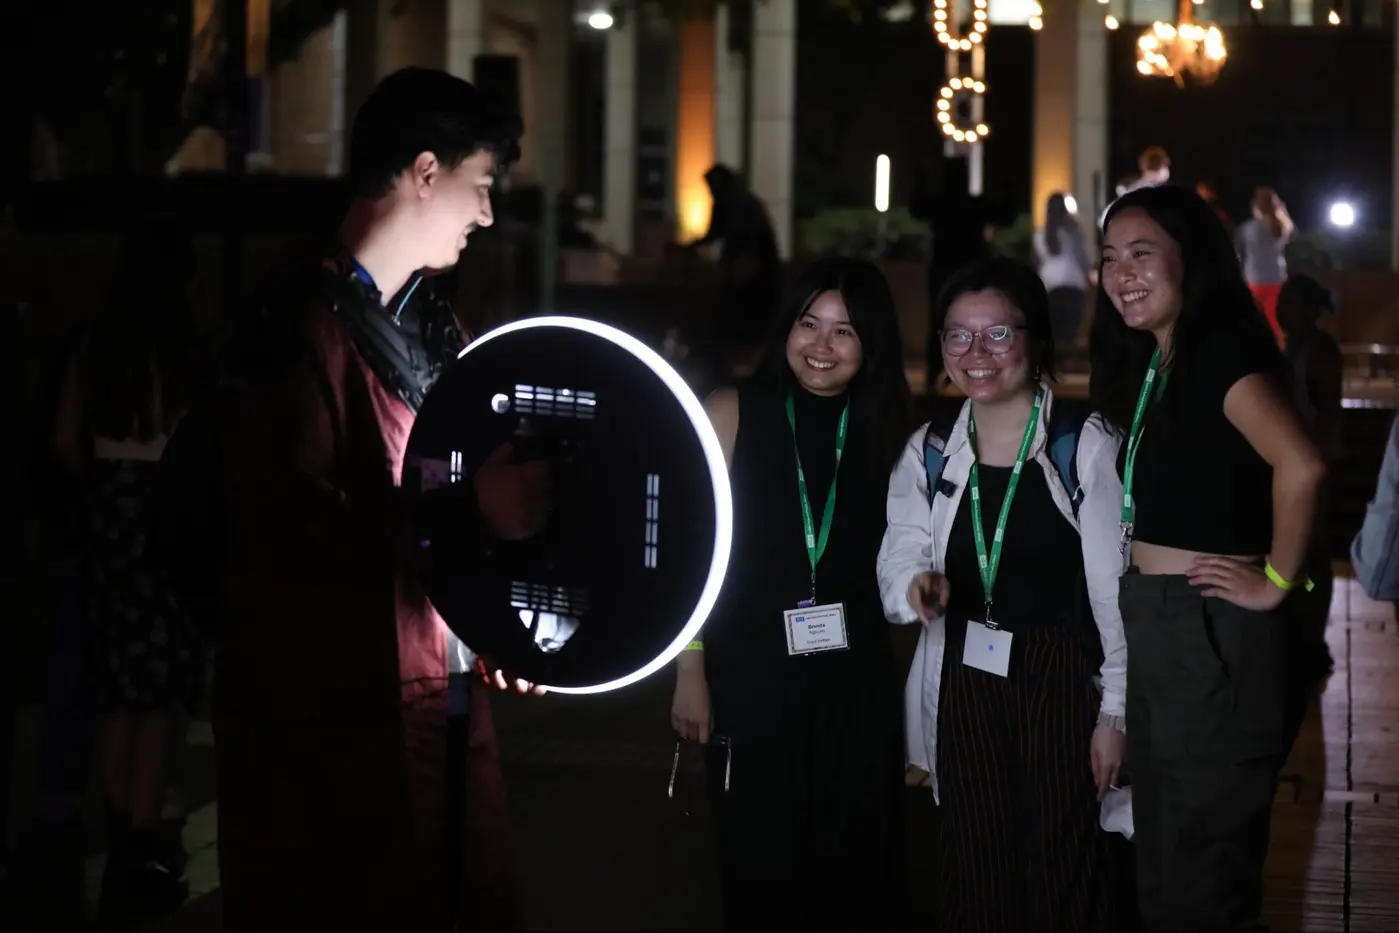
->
xmin=1033 ymin=192 xmax=1092 ymax=346
xmin=686 ymin=164 xmax=784 ymax=357
xmin=1099 ymin=146 xmax=1171 ymax=229
xmin=1236 ymin=187 xmax=1294 ymax=345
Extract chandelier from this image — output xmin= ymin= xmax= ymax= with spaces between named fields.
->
xmin=1135 ymin=0 xmax=1227 ymax=87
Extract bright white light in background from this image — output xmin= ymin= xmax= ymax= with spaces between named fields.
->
xmin=1329 ymin=201 xmax=1356 ymax=228
xmin=1328 ymin=9 xmax=1341 ymax=23
xmin=874 ymin=155 xmax=891 ymax=213
xmin=988 ymin=0 xmax=1041 ymax=23
xmin=457 ymin=316 xmax=734 ymax=695
xmin=587 ymin=9 xmax=614 ymax=30
xmin=1064 ymin=194 xmax=1079 ymax=215
xmin=1105 ymin=14 xmax=1120 ymax=27
xmin=1250 ymin=0 xmax=1263 ymax=9
xmin=879 ymin=0 xmax=917 ymax=21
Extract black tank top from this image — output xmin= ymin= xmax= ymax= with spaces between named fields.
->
xmin=703 ymin=380 xmax=893 ymax=722
xmin=943 ymin=464 xmax=1084 ymax=636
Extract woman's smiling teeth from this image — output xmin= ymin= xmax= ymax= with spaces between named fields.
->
xmin=1121 ymin=289 xmax=1150 ymax=304
xmin=964 ymin=368 xmax=998 ymax=379
xmin=806 ymin=357 xmax=836 ymax=370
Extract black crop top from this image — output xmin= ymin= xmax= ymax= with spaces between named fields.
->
xmin=1120 ymin=328 xmax=1278 ymax=555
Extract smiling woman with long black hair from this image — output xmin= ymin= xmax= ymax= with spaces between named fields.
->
xmin=670 ymin=256 xmax=913 ymax=931
xmin=1091 ymin=185 xmax=1326 ymax=932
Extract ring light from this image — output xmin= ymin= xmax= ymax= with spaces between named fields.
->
xmin=403 ymin=316 xmax=733 ymax=694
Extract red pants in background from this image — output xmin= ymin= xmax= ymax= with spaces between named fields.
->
xmin=1250 ymin=281 xmax=1285 ymax=345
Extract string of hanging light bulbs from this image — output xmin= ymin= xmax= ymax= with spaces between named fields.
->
xmin=932 ymin=0 xmax=991 ymax=144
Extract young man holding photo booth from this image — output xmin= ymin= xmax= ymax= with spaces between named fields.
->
xmin=212 ymin=68 xmax=547 ymax=930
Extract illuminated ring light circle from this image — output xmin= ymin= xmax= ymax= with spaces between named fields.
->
xmin=932 ymin=0 xmax=988 ymax=51
xmin=936 ymin=76 xmax=990 ymax=145
xmin=403 ymin=316 xmax=734 ymax=695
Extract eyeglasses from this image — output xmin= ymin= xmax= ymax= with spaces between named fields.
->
xmin=667 ymin=735 xmax=732 ymax=817
xmin=940 ymin=325 xmax=1022 ymax=357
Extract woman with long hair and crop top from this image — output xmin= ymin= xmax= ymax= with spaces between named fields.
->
xmin=1091 ymin=185 xmax=1326 ymax=932
xmin=670 ymin=255 xmax=913 ymax=930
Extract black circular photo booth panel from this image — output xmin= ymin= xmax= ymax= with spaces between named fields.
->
xmin=404 ymin=316 xmax=733 ymax=694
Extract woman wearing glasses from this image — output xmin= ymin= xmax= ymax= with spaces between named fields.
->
xmin=879 ymin=258 xmax=1125 ymax=931
xmin=671 ymin=256 xmax=913 ymax=930
xmin=1093 ymin=185 xmax=1324 ymax=932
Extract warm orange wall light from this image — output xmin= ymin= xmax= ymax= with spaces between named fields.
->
xmin=675 ymin=17 xmax=717 ymax=242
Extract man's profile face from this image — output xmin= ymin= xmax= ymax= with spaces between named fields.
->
xmin=414 ymin=149 xmax=497 ymax=269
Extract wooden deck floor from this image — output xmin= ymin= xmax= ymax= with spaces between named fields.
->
xmin=1265 ymin=574 xmax=1399 ymax=933
xmin=10 ymin=573 xmax=1399 ymax=931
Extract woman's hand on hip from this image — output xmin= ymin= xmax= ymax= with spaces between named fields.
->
xmin=1186 ymin=555 xmax=1286 ymax=612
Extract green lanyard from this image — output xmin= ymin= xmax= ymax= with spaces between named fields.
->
xmin=966 ymin=386 xmax=1043 ymax=630
xmin=1120 ymin=348 xmax=1168 ymax=557
xmin=785 ymin=395 xmax=849 ymax=603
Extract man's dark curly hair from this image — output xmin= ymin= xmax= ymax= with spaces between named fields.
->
xmin=349 ymin=67 xmax=522 ymax=199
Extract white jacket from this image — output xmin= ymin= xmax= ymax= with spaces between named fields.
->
xmin=876 ymin=386 xmax=1126 ymax=803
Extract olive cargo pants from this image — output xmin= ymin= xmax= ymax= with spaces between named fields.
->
xmin=1120 ymin=573 xmax=1286 ymax=933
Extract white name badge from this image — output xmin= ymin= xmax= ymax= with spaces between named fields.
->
xmin=962 ymin=621 xmax=1013 ymax=677
xmin=783 ymin=602 xmax=850 ymax=656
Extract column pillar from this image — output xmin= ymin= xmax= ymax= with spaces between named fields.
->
xmin=1032 ymin=3 xmax=1076 ymax=228
xmin=714 ymin=2 xmax=746 ymax=172
xmin=1074 ymin=5 xmax=1109 ymax=237
xmin=446 ymin=0 xmax=487 ymax=83
xmin=1032 ymin=2 xmax=1107 ymax=236
xmin=534 ymin=0 xmax=572 ymax=312
xmin=534 ymin=0 xmax=571 ymax=191
xmin=675 ymin=17 xmax=716 ymax=242
xmin=748 ymin=0 xmax=796 ymax=258
xmin=603 ymin=14 xmax=638 ymax=254
xmin=1391 ymin=2 xmax=1399 ymax=268
xmin=342 ymin=0 xmax=383 ymax=154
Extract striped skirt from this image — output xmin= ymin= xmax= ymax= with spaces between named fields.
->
xmin=936 ymin=619 xmax=1118 ymax=932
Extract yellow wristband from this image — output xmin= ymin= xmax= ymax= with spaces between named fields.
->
xmin=1264 ymin=562 xmax=1315 ymax=593
xmin=683 ymin=640 xmax=704 ymax=652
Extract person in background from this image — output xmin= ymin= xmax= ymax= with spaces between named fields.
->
xmin=1195 ymin=181 xmax=1231 ymax=235
xmin=51 ymin=217 xmax=204 ymax=926
xmin=1352 ymin=413 xmax=1399 ymax=614
xmin=1276 ymin=274 xmax=1342 ymax=713
xmin=879 ymin=258 xmax=1125 ymax=931
xmin=1100 ymin=146 xmax=1171 ymax=229
xmin=1034 ymin=192 xmax=1093 ymax=346
xmin=1092 ymin=184 xmax=1325 ymax=932
xmin=1236 ymin=187 xmax=1294 ymax=345
xmin=684 ymin=164 xmax=783 ymax=370
xmin=1131 ymin=147 xmax=1172 ymax=192
xmin=672 ymin=256 xmax=912 ymax=931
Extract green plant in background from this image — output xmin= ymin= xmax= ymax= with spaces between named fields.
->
xmin=991 ymin=213 xmax=1035 ymax=265
xmin=799 ymin=207 xmax=930 ymax=260
xmin=801 ymin=209 xmax=1046 ymax=266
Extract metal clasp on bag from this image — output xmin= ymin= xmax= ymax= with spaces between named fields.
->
xmin=667 ymin=735 xmax=731 ymax=816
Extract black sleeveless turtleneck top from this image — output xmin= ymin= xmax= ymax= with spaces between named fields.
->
xmin=703 ymin=379 xmax=894 ymax=726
